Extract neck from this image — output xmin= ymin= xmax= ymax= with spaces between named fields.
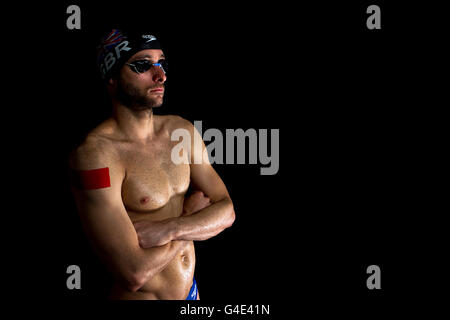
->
xmin=112 ymin=102 xmax=156 ymax=141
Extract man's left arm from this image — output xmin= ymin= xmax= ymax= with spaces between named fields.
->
xmin=170 ymin=119 xmax=235 ymax=240
xmin=172 ymin=166 xmax=235 ymax=241
xmin=134 ymin=120 xmax=235 ymax=248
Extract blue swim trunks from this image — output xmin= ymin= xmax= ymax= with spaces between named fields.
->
xmin=185 ymin=278 xmax=198 ymax=300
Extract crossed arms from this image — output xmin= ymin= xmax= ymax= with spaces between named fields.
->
xmin=134 ymin=189 xmax=234 ymax=249
xmin=69 ymin=121 xmax=235 ymax=292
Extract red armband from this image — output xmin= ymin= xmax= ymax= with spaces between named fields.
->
xmin=70 ymin=167 xmax=111 ymax=190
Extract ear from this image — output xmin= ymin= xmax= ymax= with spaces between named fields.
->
xmin=108 ymin=77 xmax=116 ymax=86
xmin=106 ymin=76 xmax=118 ymax=96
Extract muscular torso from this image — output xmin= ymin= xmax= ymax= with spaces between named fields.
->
xmin=99 ymin=115 xmax=195 ymax=300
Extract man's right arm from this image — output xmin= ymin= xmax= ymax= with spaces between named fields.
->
xmin=69 ymin=139 xmax=187 ymax=292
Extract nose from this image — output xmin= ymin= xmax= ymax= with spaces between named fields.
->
xmin=152 ymin=66 xmax=166 ymax=83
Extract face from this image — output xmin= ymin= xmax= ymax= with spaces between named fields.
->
xmin=113 ymin=49 xmax=167 ymax=111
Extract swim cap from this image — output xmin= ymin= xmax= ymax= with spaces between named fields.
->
xmin=97 ymin=29 xmax=162 ymax=81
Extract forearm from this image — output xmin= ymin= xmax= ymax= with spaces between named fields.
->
xmin=171 ymin=197 xmax=235 ymax=241
xmin=128 ymin=240 xmax=188 ymax=291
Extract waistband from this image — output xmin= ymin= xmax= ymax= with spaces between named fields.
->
xmin=185 ymin=278 xmax=198 ymax=300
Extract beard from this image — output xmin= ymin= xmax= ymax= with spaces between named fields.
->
xmin=115 ymin=78 xmax=163 ymax=111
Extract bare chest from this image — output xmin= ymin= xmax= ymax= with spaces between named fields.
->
xmin=120 ymin=141 xmax=190 ymax=212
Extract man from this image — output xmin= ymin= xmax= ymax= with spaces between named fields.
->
xmin=69 ymin=29 xmax=235 ymax=300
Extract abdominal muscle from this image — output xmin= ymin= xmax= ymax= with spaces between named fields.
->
xmin=109 ymin=194 xmax=196 ymax=300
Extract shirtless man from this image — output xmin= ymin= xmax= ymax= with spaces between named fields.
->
xmin=69 ymin=29 xmax=235 ymax=300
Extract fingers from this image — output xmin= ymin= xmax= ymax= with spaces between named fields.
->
xmin=191 ymin=190 xmax=206 ymax=199
xmin=191 ymin=191 xmax=211 ymax=204
xmin=133 ymin=220 xmax=147 ymax=229
xmin=182 ymin=193 xmax=212 ymax=217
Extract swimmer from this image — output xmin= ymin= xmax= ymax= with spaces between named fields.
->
xmin=69 ymin=29 xmax=235 ymax=300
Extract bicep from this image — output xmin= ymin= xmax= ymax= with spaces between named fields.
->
xmin=73 ymin=187 xmax=139 ymax=258
xmin=190 ymin=163 xmax=230 ymax=203
xmin=72 ymin=183 xmax=146 ymax=289
xmin=70 ymin=161 xmax=140 ymax=279
xmin=187 ymin=120 xmax=231 ymax=202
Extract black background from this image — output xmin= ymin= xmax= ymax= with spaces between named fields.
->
xmin=5 ymin=0 xmax=447 ymax=318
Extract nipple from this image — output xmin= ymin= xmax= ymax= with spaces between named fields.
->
xmin=140 ymin=197 xmax=150 ymax=204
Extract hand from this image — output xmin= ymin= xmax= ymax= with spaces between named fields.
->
xmin=133 ymin=220 xmax=173 ymax=248
xmin=182 ymin=191 xmax=212 ymax=216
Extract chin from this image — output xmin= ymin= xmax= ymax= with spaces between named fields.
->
xmin=150 ymin=97 xmax=164 ymax=108
xmin=152 ymin=98 xmax=164 ymax=108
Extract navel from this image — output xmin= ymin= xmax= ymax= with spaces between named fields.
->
xmin=181 ymin=254 xmax=190 ymax=265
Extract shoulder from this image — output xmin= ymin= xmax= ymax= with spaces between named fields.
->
xmin=161 ymin=114 xmax=192 ymax=128
xmin=69 ymin=133 xmax=118 ymax=170
xmin=158 ymin=114 xmax=194 ymax=133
